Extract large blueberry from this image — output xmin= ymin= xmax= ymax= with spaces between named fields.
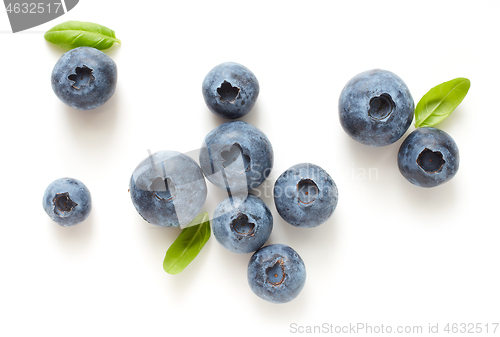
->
xmin=247 ymin=244 xmax=306 ymax=304
xmin=129 ymin=151 xmax=207 ymax=227
xmin=213 ymin=194 xmax=273 ymax=254
xmin=42 ymin=177 xmax=92 ymax=226
xmin=51 ymin=47 xmax=117 ymax=110
xmin=202 ymin=62 xmax=259 ymax=119
xmin=274 ymin=163 xmax=338 ymax=228
xmin=398 ymin=127 xmax=459 ymax=188
xmin=199 ymin=121 xmax=273 ymax=192
xmin=339 ymin=69 xmax=414 ymax=146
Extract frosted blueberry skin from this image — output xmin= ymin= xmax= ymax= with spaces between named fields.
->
xmin=51 ymin=47 xmax=117 ymax=110
xmin=199 ymin=121 xmax=274 ymax=192
xmin=42 ymin=178 xmax=92 ymax=226
xmin=398 ymin=127 xmax=459 ymax=188
xmin=274 ymin=163 xmax=338 ymax=228
xmin=129 ymin=151 xmax=207 ymax=227
xmin=202 ymin=62 xmax=259 ymax=119
xmin=339 ymin=69 xmax=414 ymax=146
xmin=213 ymin=194 xmax=273 ymax=254
xmin=247 ymin=244 xmax=306 ymax=304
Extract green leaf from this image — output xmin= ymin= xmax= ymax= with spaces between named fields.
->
xmin=163 ymin=212 xmax=211 ymax=275
xmin=414 ymin=77 xmax=470 ymax=128
xmin=44 ymin=21 xmax=121 ymax=50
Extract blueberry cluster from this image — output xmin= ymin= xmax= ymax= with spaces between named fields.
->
xmin=43 ymin=47 xmax=462 ymax=305
xmin=200 ymin=63 xmax=340 ymax=303
xmin=339 ymin=69 xmax=460 ymax=187
xmin=133 ymin=62 xmax=339 ymax=303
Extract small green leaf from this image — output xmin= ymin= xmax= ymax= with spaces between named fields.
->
xmin=163 ymin=212 xmax=211 ymax=275
xmin=414 ymin=77 xmax=470 ymax=128
xmin=44 ymin=21 xmax=121 ymax=50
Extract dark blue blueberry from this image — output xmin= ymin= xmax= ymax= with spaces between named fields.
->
xmin=199 ymin=121 xmax=273 ymax=192
xmin=339 ymin=69 xmax=414 ymax=146
xmin=42 ymin=177 xmax=92 ymax=226
xmin=274 ymin=163 xmax=338 ymax=228
xmin=398 ymin=127 xmax=459 ymax=188
xmin=129 ymin=151 xmax=207 ymax=227
xmin=247 ymin=244 xmax=306 ymax=304
xmin=213 ymin=194 xmax=273 ymax=254
xmin=51 ymin=47 xmax=117 ymax=110
xmin=202 ymin=62 xmax=259 ymax=119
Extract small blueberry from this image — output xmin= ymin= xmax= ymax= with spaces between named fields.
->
xmin=202 ymin=62 xmax=259 ymax=119
xmin=42 ymin=177 xmax=92 ymax=226
xmin=398 ymin=127 xmax=459 ymax=187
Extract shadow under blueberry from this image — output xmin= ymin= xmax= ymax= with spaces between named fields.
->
xmin=63 ymin=90 xmax=120 ymax=148
xmin=396 ymin=174 xmax=459 ymax=217
xmin=250 ymin=179 xmax=275 ymax=216
xmin=240 ymin=100 xmax=262 ymax=126
xmin=51 ymin=212 xmax=93 ymax=252
xmin=345 ymin=136 xmax=397 ymax=173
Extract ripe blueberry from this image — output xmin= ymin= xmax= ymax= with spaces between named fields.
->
xmin=213 ymin=194 xmax=273 ymax=254
xmin=199 ymin=121 xmax=273 ymax=192
xmin=42 ymin=177 xmax=92 ymax=226
xmin=398 ymin=127 xmax=459 ymax=187
xmin=51 ymin=47 xmax=117 ymax=110
xmin=202 ymin=62 xmax=259 ymax=119
xmin=339 ymin=69 xmax=414 ymax=146
xmin=247 ymin=244 xmax=306 ymax=304
xmin=274 ymin=163 xmax=338 ymax=228
xmin=129 ymin=151 xmax=207 ymax=227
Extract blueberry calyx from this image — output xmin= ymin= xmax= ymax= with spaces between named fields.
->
xmin=266 ymin=259 xmax=286 ymax=286
xmin=296 ymin=179 xmax=318 ymax=205
xmin=417 ymin=148 xmax=445 ymax=173
xmin=151 ymin=177 xmax=175 ymax=201
xmin=230 ymin=213 xmax=255 ymax=236
xmin=221 ymin=143 xmax=251 ymax=173
xmin=53 ymin=192 xmax=78 ymax=215
xmin=217 ymin=80 xmax=240 ymax=103
xmin=368 ymin=93 xmax=395 ymax=120
xmin=68 ymin=65 xmax=95 ymax=90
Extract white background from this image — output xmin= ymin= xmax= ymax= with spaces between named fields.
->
xmin=0 ymin=1 xmax=498 ymax=336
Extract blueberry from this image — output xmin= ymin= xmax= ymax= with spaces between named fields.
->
xmin=42 ymin=178 xmax=92 ymax=226
xmin=213 ymin=194 xmax=273 ymax=254
xmin=339 ymin=69 xmax=414 ymax=146
xmin=129 ymin=151 xmax=207 ymax=227
xmin=51 ymin=47 xmax=117 ymax=110
xmin=199 ymin=121 xmax=273 ymax=192
xmin=274 ymin=163 xmax=338 ymax=228
xmin=202 ymin=62 xmax=259 ymax=119
xmin=247 ymin=244 xmax=306 ymax=304
xmin=398 ymin=127 xmax=459 ymax=188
